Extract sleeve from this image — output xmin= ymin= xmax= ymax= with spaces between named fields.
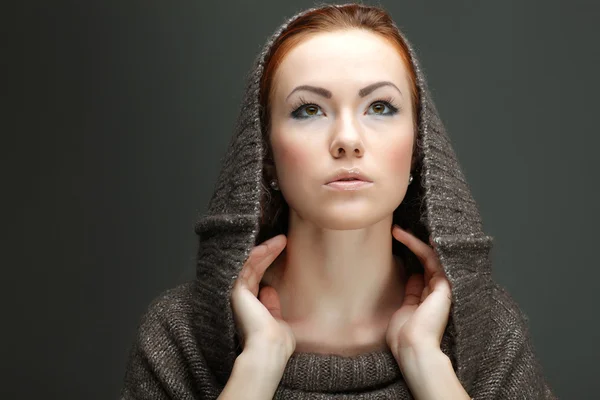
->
xmin=472 ymin=283 xmax=557 ymax=399
xmin=120 ymin=285 xmax=218 ymax=400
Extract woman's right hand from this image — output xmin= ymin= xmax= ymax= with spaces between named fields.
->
xmin=231 ymin=234 xmax=296 ymax=369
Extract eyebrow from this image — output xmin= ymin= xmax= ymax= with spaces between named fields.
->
xmin=285 ymin=81 xmax=403 ymax=101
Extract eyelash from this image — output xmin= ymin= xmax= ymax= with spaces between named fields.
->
xmin=290 ymin=96 xmax=401 ymax=119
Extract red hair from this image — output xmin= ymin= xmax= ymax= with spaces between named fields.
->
xmin=256 ymin=3 xmax=421 ymax=243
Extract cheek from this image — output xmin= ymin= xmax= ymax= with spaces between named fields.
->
xmin=273 ymin=137 xmax=315 ymax=179
xmin=383 ymin=139 xmax=413 ymax=175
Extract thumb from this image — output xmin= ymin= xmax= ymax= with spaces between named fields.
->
xmin=258 ymin=285 xmax=283 ymax=320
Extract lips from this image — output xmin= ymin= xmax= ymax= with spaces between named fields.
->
xmin=325 ymin=168 xmax=372 ymax=184
xmin=328 ymin=176 xmax=367 ymax=184
xmin=326 ymin=179 xmax=373 ymax=190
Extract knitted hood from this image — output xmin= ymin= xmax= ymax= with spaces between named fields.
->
xmin=193 ymin=3 xmax=494 ymax=395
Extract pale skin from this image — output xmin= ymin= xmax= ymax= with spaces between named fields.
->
xmin=265 ymin=28 xmax=414 ymax=354
xmin=226 ymin=29 xmax=471 ymax=400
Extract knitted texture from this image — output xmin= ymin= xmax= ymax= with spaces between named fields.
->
xmin=121 ymin=4 xmax=556 ymax=399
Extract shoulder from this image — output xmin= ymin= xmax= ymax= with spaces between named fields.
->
xmin=468 ymin=284 xmax=556 ymax=398
xmin=482 ymin=282 xmax=544 ymax=373
xmin=129 ymin=281 xmax=198 ymax=351
xmin=122 ymin=281 xmax=213 ymax=399
xmin=137 ymin=281 xmax=196 ymax=326
xmin=487 ymin=282 xmax=532 ymax=333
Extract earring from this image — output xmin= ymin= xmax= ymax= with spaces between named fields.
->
xmin=270 ymin=179 xmax=280 ymax=191
xmin=408 ymin=173 xmax=413 ymax=185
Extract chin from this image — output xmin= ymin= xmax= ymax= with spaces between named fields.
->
xmin=285 ymin=192 xmax=404 ymax=230
xmin=310 ymin=208 xmax=392 ymax=231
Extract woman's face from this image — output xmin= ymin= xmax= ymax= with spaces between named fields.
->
xmin=269 ymin=29 xmax=415 ymax=230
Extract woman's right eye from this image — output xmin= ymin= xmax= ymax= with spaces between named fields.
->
xmin=291 ymin=103 xmax=324 ymax=119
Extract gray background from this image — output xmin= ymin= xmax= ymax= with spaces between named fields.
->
xmin=4 ymin=0 xmax=598 ymax=398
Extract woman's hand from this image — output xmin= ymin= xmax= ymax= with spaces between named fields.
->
xmin=385 ymin=225 xmax=452 ymax=359
xmin=231 ymin=234 xmax=296 ymax=370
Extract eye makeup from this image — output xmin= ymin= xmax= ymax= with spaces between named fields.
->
xmin=289 ymin=95 xmax=401 ymax=120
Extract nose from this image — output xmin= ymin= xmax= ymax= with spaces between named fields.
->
xmin=329 ymin=116 xmax=365 ymax=158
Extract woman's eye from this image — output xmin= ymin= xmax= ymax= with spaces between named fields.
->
xmin=291 ymin=104 xmax=323 ymax=119
xmin=368 ymin=101 xmax=397 ymax=116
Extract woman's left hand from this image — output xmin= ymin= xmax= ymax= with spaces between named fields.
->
xmin=386 ymin=225 xmax=452 ymax=359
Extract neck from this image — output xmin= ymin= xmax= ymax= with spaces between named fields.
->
xmin=268 ymin=212 xmax=406 ymax=330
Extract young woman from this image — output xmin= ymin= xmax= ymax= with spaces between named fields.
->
xmin=122 ymin=3 xmax=556 ymax=399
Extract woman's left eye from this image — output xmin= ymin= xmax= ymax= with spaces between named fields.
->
xmin=368 ymin=101 xmax=399 ymax=116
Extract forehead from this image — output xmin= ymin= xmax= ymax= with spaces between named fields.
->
xmin=272 ymin=29 xmax=410 ymax=96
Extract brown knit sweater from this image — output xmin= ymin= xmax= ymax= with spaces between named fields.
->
xmin=121 ymin=4 xmax=556 ymax=399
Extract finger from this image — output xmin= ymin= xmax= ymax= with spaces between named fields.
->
xmin=244 ymin=235 xmax=286 ymax=294
xmin=428 ymin=235 xmax=437 ymax=249
xmin=420 ymin=283 xmax=431 ymax=303
xmin=402 ymin=273 xmax=425 ymax=306
xmin=429 ymin=274 xmax=452 ymax=301
xmin=392 ymin=226 xmax=444 ymax=280
xmin=259 ymin=286 xmax=283 ymax=320
xmin=239 ymin=235 xmax=286 ymax=296
xmin=392 ymin=226 xmax=436 ymax=277
xmin=392 ymin=225 xmax=434 ymax=262
xmin=426 ymin=236 xmax=437 ymax=284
